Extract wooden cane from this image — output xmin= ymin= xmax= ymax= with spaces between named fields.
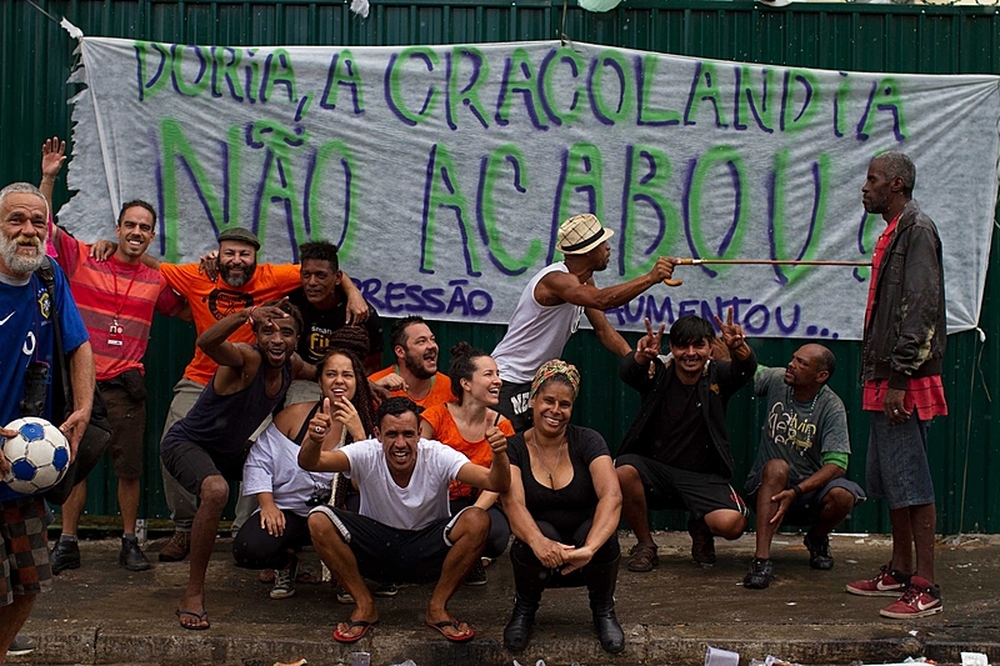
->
xmin=663 ymin=258 xmax=871 ymax=286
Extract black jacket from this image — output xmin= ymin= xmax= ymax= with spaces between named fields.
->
xmin=862 ymin=199 xmax=947 ymax=389
xmin=616 ymin=347 xmax=756 ymax=480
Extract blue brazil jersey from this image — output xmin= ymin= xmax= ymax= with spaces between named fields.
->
xmin=0 ymin=262 xmax=88 ymax=501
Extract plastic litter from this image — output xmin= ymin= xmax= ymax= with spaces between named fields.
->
xmin=706 ymin=646 xmax=740 ymax=666
xmin=961 ymin=653 xmax=989 ymax=666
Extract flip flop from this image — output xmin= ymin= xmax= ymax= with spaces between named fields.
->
xmin=176 ymin=608 xmax=210 ymax=631
xmin=332 ymin=619 xmax=378 ymax=644
xmin=425 ymin=619 xmax=475 ymax=643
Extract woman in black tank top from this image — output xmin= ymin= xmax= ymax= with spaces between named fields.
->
xmin=501 ymin=360 xmax=624 ymax=654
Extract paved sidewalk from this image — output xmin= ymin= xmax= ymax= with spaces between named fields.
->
xmin=11 ymin=531 xmax=1000 ymax=666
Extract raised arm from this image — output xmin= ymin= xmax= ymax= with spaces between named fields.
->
xmin=298 ymin=398 xmax=353 ymax=472
xmin=455 ymin=427 xmax=510 ymax=493
xmin=536 ymin=257 xmax=675 ymax=311
xmin=40 ymin=136 xmax=66 ymax=215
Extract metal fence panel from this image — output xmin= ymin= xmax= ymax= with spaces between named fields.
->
xmin=1 ymin=0 xmax=997 ymax=533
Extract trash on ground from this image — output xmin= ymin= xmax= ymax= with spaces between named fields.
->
xmin=706 ymin=645 xmax=740 ymax=666
xmin=274 ymin=660 xmax=306 ymax=666
xmin=961 ymin=653 xmax=989 ymax=666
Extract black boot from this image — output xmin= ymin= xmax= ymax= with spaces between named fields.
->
xmin=583 ymin=555 xmax=625 ymax=654
xmin=503 ymin=550 xmax=549 ymax=652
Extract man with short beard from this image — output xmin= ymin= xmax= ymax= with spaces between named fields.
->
xmin=369 ymin=316 xmax=453 ymax=409
xmin=0 ymin=182 xmax=95 ymax=663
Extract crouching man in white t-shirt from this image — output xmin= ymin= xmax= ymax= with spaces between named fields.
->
xmin=302 ymin=396 xmax=510 ymax=644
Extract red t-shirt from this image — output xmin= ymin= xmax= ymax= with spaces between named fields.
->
xmin=55 ymin=231 xmax=183 ymax=381
xmin=862 ymin=215 xmax=947 ymax=419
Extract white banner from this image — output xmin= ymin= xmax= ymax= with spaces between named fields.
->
xmin=61 ymin=37 xmax=1000 ymax=339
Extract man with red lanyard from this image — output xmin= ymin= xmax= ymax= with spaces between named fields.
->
xmin=845 ymin=152 xmax=947 ymax=619
xmin=47 ymin=200 xmax=186 ymax=574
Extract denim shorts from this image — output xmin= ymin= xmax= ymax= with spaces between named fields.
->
xmin=744 ymin=473 xmax=866 ymax=526
xmin=866 ymin=412 xmax=935 ymax=509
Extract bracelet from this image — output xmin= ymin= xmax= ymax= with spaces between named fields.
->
xmin=792 ymin=484 xmax=803 ymax=499
xmin=245 ymin=306 xmax=258 ymax=326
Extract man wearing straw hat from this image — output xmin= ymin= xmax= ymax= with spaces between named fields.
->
xmin=491 ymin=213 xmax=676 ymax=431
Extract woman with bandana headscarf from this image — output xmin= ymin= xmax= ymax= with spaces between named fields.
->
xmin=500 ymin=359 xmax=624 ymax=654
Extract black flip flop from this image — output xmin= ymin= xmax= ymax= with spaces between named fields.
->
xmin=176 ymin=608 xmax=210 ymax=631
xmin=426 ymin=619 xmax=475 ymax=642
xmin=333 ymin=619 xmax=377 ymax=643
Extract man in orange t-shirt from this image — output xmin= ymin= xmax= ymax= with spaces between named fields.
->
xmin=369 ymin=316 xmax=452 ymax=410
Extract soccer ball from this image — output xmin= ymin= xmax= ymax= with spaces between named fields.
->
xmin=2 ymin=417 xmax=71 ymax=494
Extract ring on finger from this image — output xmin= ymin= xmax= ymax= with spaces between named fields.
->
xmin=315 ymin=426 xmax=324 ymax=433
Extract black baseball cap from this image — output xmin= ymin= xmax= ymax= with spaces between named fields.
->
xmin=217 ymin=227 xmax=261 ymax=250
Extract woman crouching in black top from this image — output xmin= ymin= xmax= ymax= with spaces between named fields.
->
xmin=501 ymin=359 xmax=624 ymax=654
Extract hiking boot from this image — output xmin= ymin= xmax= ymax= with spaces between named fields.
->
xmin=743 ymin=557 xmax=775 ymax=589
xmin=270 ymin=558 xmax=298 ymax=599
xmin=688 ymin=517 xmax=716 ymax=568
xmin=465 ymin=561 xmax=487 ymax=586
xmin=119 ymin=536 xmax=152 ymax=571
xmin=627 ymin=542 xmax=658 ymax=572
xmin=373 ymin=581 xmax=399 ymax=597
xmin=803 ymin=530 xmax=834 ymax=570
xmin=846 ymin=563 xmax=910 ymax=597
xmin=6 ymin=634 xmax=36 ymax=656
xmin=50 ymin=539 xmax=81 ymax=574
xmin=158 ymin=531 xmax=190 ymax=562
xmin=879 ymin=576 xmax=942 ymax=619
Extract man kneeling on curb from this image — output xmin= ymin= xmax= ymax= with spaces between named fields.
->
xmin=742 ymin=344 xmax=866 ymax=589
xmin=303 ymin=396 xmax=510 ymax=644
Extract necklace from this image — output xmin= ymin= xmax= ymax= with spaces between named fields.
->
xmin=788 ymin=385 xmax=823 ymax=417
xmin=528 ymin=431 xmax=566 ymax=489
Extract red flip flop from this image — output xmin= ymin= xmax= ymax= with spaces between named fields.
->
xmin=426 ymin=619 xmax=475 ymax=642
xmin=333 ymin=619 xmax=377 ymax=644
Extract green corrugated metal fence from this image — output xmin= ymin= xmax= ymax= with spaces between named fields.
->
xmin=1 ymin=0 xmax=997 ymax=533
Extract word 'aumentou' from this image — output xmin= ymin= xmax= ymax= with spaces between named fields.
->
xmin=133 ymin=42 xmax=906 ymax=140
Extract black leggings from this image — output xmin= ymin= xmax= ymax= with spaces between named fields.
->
xmin=449 ymin=497 xmax=511 ymax=559
xmin=232 ymin=509 xmax=311 ymax=570
xmin=510 ymin=518 xmax=620 ymax=571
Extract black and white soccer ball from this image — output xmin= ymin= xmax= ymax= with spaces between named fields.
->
xmin=2 ymin=417 xmax=71 ymax=494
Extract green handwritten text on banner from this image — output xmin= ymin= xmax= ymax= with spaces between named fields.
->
xmin=62 ymin=39 xmax=1000 ymax=339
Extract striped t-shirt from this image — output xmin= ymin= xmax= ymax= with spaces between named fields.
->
xmin=54 ymin=230 xmax=183 ymax=381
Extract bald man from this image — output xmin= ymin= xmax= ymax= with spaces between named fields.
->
xmin=742 ymin=344 xmax=865 ymax=589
